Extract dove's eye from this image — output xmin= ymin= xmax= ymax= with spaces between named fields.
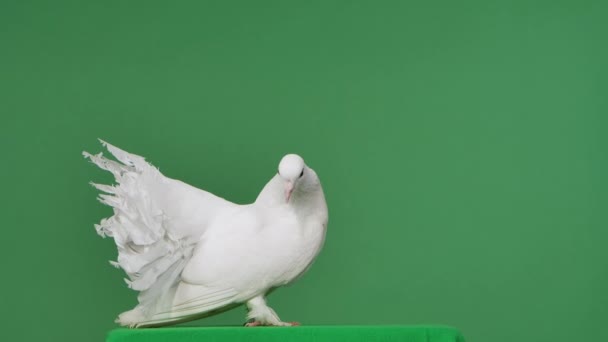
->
xmin=299 ymin=170 xmax=304 ymax=178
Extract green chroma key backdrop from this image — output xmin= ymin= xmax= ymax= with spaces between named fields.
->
xmin=1 ymin=1 xmax=606 ymax=341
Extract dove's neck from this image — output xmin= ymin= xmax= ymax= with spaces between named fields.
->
xmin=255 ymin=174 xmax=328 ymax=224
xmin=291 ymin=185 xmax=327 ymax=224
xmin=255 ymin=174 xmax=285 ymax=206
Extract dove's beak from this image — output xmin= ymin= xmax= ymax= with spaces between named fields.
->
xmin=284 ymin=181 xmax=294 ymax=203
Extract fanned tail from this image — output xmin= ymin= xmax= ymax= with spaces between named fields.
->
xmin=83 ymin=140 xmax=196 ymax=326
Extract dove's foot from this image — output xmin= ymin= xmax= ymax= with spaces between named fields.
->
xmin=244 ymin=321 xmax=300 ymax=327
xmin=245 ymin=296 xmax=299 ymax=327
xmin=245 ymin=321 xmax=264 ymax=327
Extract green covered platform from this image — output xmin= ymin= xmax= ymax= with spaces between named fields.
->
xmin=107 ymin=325 xmax=465 ymax=342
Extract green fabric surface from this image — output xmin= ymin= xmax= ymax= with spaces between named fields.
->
xmin=107 ymin=326 xmax=464 ymax=342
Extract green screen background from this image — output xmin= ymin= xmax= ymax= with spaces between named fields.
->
xmin=1 ymin=1 xmax=606 ymax=341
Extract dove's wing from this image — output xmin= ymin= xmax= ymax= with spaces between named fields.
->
xmin=84 ymin=140 xmax=237 ymax=317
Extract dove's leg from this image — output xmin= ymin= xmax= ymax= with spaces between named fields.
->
xmin=244 ymin=296 xmax=299 ymax=327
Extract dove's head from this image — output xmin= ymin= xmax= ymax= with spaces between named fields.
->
xmin=278 ymin=154 xmax=319 ymax=203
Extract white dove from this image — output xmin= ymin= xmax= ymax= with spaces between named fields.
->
xmin=83 ymin=140 xmax=328 ymax=327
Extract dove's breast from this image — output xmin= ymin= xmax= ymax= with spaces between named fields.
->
xmin=180 ymin=203 xmax=326 ymax=298
xmin=274 ymin=216 xmax=327 ymax=286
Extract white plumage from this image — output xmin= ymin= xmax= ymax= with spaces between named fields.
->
xmin=83 ymin=140 xmax=328 ymax=327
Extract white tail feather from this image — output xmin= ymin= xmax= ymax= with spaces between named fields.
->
xmin=84 ymin=141 xmax=198 ymax=325
xmin=85 ymin=140 xmax=239 ymax=326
